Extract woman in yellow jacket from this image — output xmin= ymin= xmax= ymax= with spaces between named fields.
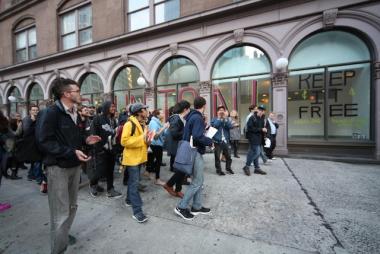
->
xmin=121 ymin=103 xmax=152 ymax=223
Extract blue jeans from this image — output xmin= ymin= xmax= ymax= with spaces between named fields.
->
xmin=126 ymin=165 xmax=143 ymax=216
xmin=260 ymin=146 xmax=268 ymax=163
xmin=28 ymin=162 xmax=44 ymax=182
xmin=178 ymin=152 xmax=204 ymax=210
xmin=245 ymin=144 xmax=261 ymax=169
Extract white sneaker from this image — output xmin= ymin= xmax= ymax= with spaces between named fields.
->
xmin=272 ymin=157 xmax=277 ymax=160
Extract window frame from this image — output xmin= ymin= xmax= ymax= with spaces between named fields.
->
xmin=59 ymin=2 xmax=92 ymax=50
xmin=14 ymin=24 xmax=37 ymax=63
xmin=127 ymin=0 xmax=180 ymax=32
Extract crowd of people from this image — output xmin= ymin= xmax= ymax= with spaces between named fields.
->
xmin=0 ymin=78 xmax=279 ymax=254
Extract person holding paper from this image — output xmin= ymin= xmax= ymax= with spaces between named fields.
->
xmin=121 ymin=103 xmax=152 ymax=223
xmin=211 ymin=105 xmax=234 ymax=175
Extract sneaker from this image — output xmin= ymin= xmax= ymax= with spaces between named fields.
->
xmin=216 ymin=171 xmax=226 ymax=176
xmin=27 ymin=176 xmax=35 ymax=181
xmin=107 ymin=188 xmax=122 ymax=198
xmin=89 ymin=185 xmax=98 ymax=197
xmin=234 ymin=155 xmax=240 ymax=158
xmin=226 ymin=169 xmax=235 ymax=174
xmin=132 ymin=213 xmax=148 ymax=223
xmin=96 ymin=185 xmax=105 ymax=192
xmin=190 ymin=207 xmax=211 ymax=215
xmin=272 ymin=157 xmax=277 ymax=160
xmin=254 ymin=168 xmax=267 ymax=175
xmin=243 ymin=166 xmax=251 ymax=176
xmin=138 ymin=184 xmax=147 ymax=192
xmin=40 ymin=182 xmax=48 ymax=194
xmin=155 ymin=179 xmax=166 ymax=186
xmin=0 ymin=203 xmax=11 ymax=212
xmin=125 ymin=200 xmax=132 ymax=207
xmin=163 ymin=184 xmax=177 ymax=197
xmin=174 ymin=207 xmax=194 ymax=220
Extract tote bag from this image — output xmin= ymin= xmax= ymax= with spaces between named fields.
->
xmin=173 ymin=137 xmax=197 ymax=175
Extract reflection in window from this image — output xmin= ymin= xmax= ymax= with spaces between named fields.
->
xmin=156 ymin=57 xmax=200 ymax=120
xmin=28 ymin=83 xmax=44 ymax=107
xmin=80 ymin=73 xmax=104 ymax=107
xmin=128 ymin=0 xmax=180 ymax=31
xmin=113 ymin=66 xmax=145 ymax=110
xmin=288 ymin=31 xmax=371 ymax=141
xmin=15 ymin=26 xmax=37 ymax=63
xmin=61 ymin=5 xmax=92 ymax=50
xmin=212 ymin=45 xmax=271 ymax=131
xmin=8 ymin=87 xmax=22 ymax=115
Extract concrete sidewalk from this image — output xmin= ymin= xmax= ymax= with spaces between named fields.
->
xmin=0 ymin=154 xmax=379 ymax=254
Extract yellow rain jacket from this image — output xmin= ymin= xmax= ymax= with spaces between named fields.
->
xmin=121 ymin=115 xmax=148 ymax=166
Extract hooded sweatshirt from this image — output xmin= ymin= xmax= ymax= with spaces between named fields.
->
xmin=182 ymin=109 xmax=212 ymax=154
xmin=91 ymin=101 xmax=117 ymax=152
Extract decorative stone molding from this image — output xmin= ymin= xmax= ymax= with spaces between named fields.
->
xmin=271 ymin=72 xmax=288 ymax=88
xmin=199 ymin=81 xmax=212 ymax=92
xmin=233 ymin=29 xmax=244 ymax=43
xmin=9 ymin=79 xmax=14 ymax=86
xmin=323 ymin=9 xmax=338 ymax=28
xmin=169 ymin=43 xmax=178 ymax=56
xmin=374 ymin=62 xmax=380 ymax=80
xmin=54 ymin=69 xmax=60 ymax=77
xmin=121 ymin=54 xmax=128 ymax=65
xmin=83 ymin=63 xmax=90 ymax=72
xmin=29 ymin=74 xmax=35 ymax=82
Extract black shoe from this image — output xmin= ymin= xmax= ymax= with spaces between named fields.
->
xmin=161 ymin=163 xmax=166 ymax=167
xmin=89 ymin=185 xmax=98 ymax=197
xmin=68 ymin=235 xmax=76 ymax=246
xmin=174 ymin=207 xmax=194 ymax=220
xmin=243 ymin=166 xmax=251 ymax=176
xmin=27 ymin=176 xmax=35 ymax=181
xmin=10 ymin=175 xmax=22 ymax=180
xmin=20 ymin=164 xmax=28 ymax=170
xmin=234 ymin=155 xmax=240 ymax=158
xmin=107 ymin=188 xmax=122 ymax=198
xmin=190 ymin=207 xmax=211 ymax=215
xmin=226 ymin=169 xmax=235 ymax=174
xmin=132 ymin=213 xmax=148 ymax=223
xmin=125 ymin=200 xmax=132 ymax=207
xmin=96 ymin=185 xmax=105 ymax=192
xmin=216 ymin=171 xmax=226 ymax=176
xmin=254 ymin=168 xmax=267 ymax=175
xmin=138 ymin=184 xmax=147 ymax=192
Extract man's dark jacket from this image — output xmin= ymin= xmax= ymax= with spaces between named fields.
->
xmin=91 ymin=101 xmax=117 ymax=153
xmin=36 ymin=100 xmax=86 ymax=168
xmin=246 ymin=112 xmax=264 ymax=145
xmin=182 ymin=109 xmax=212 ymax=154
xmin=166 ymin=114 xmax=184 ymax=156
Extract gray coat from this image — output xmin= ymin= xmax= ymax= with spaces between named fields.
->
xmin=229 ymin=117 xmax=241 ymax=141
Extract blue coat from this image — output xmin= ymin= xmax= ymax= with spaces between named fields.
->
xmin=149 ymin=116 xmax=165 ymax=147
xmin=183 ymin=110 xmax=212 ymax=154
xmin=210 ymin=117 xmax=233 ymax=143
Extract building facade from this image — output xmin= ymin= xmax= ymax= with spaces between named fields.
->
xmin=0 ymin=0 xmax=379 ymax=159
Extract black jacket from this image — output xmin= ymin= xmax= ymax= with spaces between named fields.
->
xmin=166 ymin=114 xmax=184 ymax=156
xmin=36 ymin=100 xmax=86 ymax=168
xmin=246 ymin=112 xmax=264 ymax=145
xmin=91 ymin=101 xmax=117 ymax=153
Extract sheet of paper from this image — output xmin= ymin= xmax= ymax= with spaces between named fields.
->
xmin=205 ymin=126 xmax=218 ymax=139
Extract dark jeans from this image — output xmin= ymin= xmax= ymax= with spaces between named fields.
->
xmin=167 ymin=170 xmax=186 ymax=192
xmin=231 ymin=140 xmax=239 ymax=156
xmin=214 ymin=142 xmax=232 ymax=172
xmin=28 ymin=162 xmax=45 ymax=182
xmin=264 ymin=134 xmax=277 ymax=159
xmin=150 ymin=145 xmax=163 ymax=179
xmin=90 ymin=151 xmax=115 ymax=191
xmin=246 ymin=143 xmax=261 ymax=169
xmin=125 ymin=165 xmax=143 ymax=216
xmin=170 ymin=155 xmax=175 ymax=171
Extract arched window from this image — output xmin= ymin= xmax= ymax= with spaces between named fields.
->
xmin=14 ymin=18 xmax=37 ymax=63
xmin=113 ymin=66 xmax=145 ymax=111
xmin=156 ymin=57 xmax=200 ymax=119
xmin=212 ymin=45 xmax=271 ymax=129
xmin=27 ymin=83 xmax=44 ymax=107
xmin=80 ymin=73 xmax=104 ymax=107
xmin=287 ymin=31 xmax=371 ymax=142
xmin=7 ymin=86 xmax=22 ymax=115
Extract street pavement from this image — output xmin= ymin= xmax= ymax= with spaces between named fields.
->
xmin=0 ymin=154 xmax=379 ymax=254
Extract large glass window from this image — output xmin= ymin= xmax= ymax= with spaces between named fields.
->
xmin=156 ymin=57 xmax=200 ymax=120
xmin=128 ymin=0 xmax=180 ymax=31
xmin=28 ymin=83 xmax=44 ymax=107
xmin=80 ymin=73 xmax=104 ymax=107
xmin=113 ymin=66 xmax=145 ymax=111
xmin=7 ymin=87 xmax=22 ymax=115
xmin=212 ymin=45 xmax=271 ymax=130
xmin=61 ymin=5 xmax=92 ymax=50
xmin=288 ymin=31 xmax=371 ymax=141
xmin=15 ymin=26 xmax=37 ymax=63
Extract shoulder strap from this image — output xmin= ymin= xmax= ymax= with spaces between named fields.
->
xmin=130 ymin=120 xmax=136 ymax=136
